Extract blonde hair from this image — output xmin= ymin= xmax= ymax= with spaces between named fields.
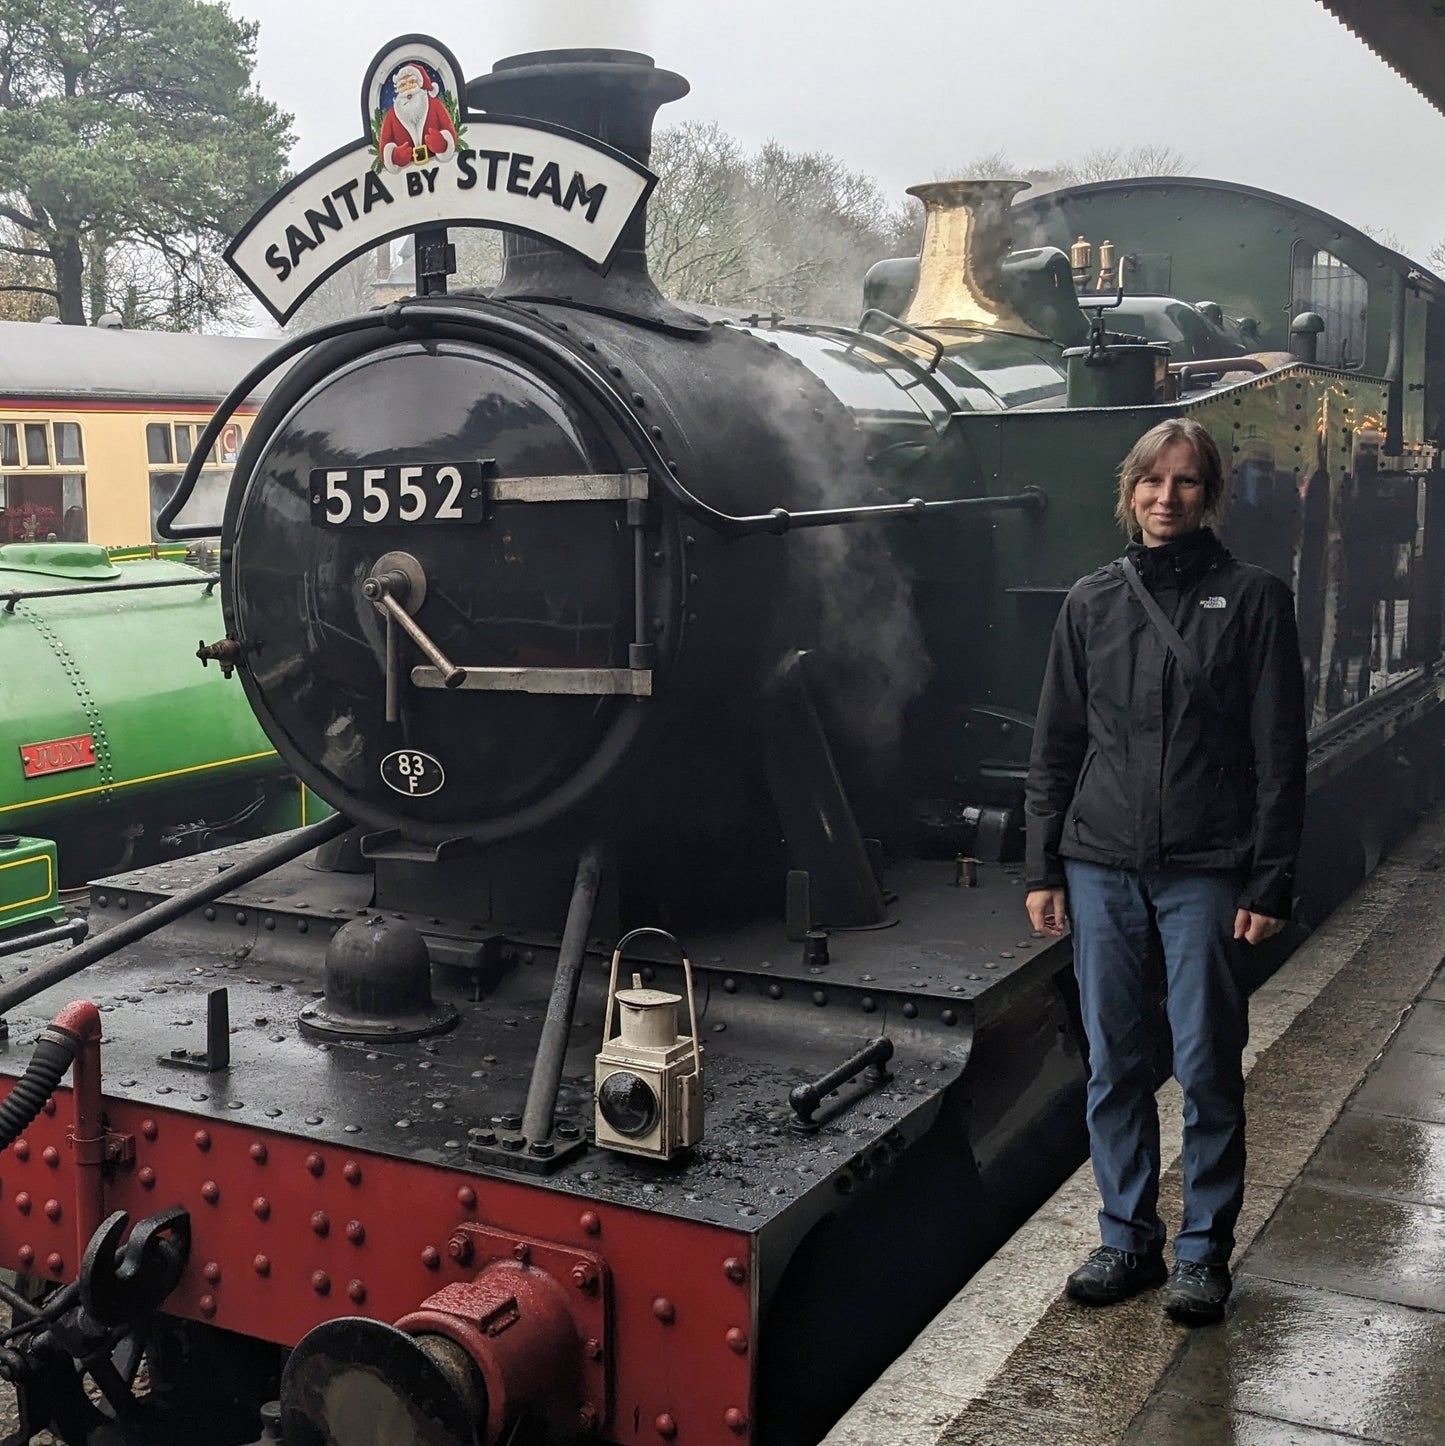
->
xmin=1114 ymin=418 xmax=1225 ymax=537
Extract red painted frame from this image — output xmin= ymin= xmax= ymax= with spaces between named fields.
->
xmin=0 ymin=1026 xmax=758 ymax=1444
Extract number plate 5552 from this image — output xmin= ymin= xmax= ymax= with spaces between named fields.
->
xmin=309 ymin=462 xmax=485 ymax=527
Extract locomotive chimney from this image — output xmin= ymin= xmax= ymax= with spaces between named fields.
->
xmin=902 ymin=180 xmax=1044 ymax=338
xmin=467 ymin=49 xmax=703 ymax=331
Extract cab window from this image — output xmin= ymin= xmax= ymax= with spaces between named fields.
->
xmin=1292 ymin=243 xmax=1368 ymax=369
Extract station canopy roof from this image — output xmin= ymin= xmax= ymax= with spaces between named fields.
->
xmin=1319 ymin=1 xmax=1445 ymax=115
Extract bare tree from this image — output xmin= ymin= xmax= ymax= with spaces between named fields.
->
xmin=646 ymin=121 xmax=754 ymax=304
xmin=643 ymin=126 xmax=915 ymax=321
xmin=945 ymin=144 xmax=1190 ymax=191
xmin=285 ymin=252 xmax=387 ymax=331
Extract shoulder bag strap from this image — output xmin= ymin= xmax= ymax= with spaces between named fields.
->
xmin=1119 ymin=555 xmax=1227 ymax=718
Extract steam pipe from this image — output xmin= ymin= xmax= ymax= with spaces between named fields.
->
xmin=0 ymin=814 xmax=351 ymax=1016
xmin=3 ymin=574 xmax=219 ymax=613
xmin=163 ymin=298 xmax=1050 ymax=547
xmin=520 ymin=842 xmax=605 ymax=1144
xmin=156 ymin=313 xmax=399 ymax=539
xmin=0 ymin=919 xmax=87 ymax=959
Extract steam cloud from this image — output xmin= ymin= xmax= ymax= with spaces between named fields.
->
xmin=492 ymin=0 xmax=657 ymax=55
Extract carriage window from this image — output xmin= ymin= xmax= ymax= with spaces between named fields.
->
xmin=1292 ymin=243 xmax=1368 ymax=368
xmin=175 ymin=425 xmax=193 ymax=463
xmin=54 ymin=422 xmax=83 ymax=465
xmin=146 ymin=423 xmax=173 ymax=465
xmin=150 ymin=469 xmax=231 ymax=539
xmin=0 ymin=426 xmax=17 ymax=468
xmin=61 ymin=475 xmax=87 ymax=540
xmin=23 ymin=423 xmax=48 ymax=466
xmin=1 ymin=473 xmax=62 ymax=540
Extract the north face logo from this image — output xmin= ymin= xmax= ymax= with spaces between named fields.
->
xmin=1200 ymin=596 xmax=1227 ymax=609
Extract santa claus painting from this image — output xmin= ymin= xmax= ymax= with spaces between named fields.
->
xmin=375 ymin=62 xmax=459 ymax=172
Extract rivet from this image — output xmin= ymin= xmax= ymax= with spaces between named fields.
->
xmin=96 ymin=893 xmax=108 ymax=907
xmin=253 ymin=1254 xmax=270 ymax=1276
xmin=42 ymin=1146 xmax=59 ymax=1167
xmin=812 ymin=989 xmax=827 ymax=1006
xmin=203 ymin=1261 xmax=222 ymax=1284
xmin=347 ymin=1279 xmax=367 ymax=1304
xmin=41 ymin=1099 xmax=56 ymax=1117
xmin=17 ymin=1245 xmax=33 ymax=1267
xmin=44 ymin=1199 xmax=61 ymax=1222
xmin=141 ymin=1120 xmax=159 ymax=1142
xmin=116 ymin=895 xmax=128 ymax=910
xmin=585 ymin=1337 xmax=603 ymax=1362
xmin=422 ymin=1245 xmax=441 ymax=1269
xmin=767 ymin=983 xmax=783 ymax=1000
xmin=199 ymin=1294 xmax=217 ymax=1318
xmin=13 ymin=1140 xmax=28 ymax=1161
xmin=253 ymin=1197 xmax=270 ymax=1220
xmin=234 ymin=911 xmax=247 ymax=925
xmin=311 ymin=1270 xmax=330 ymax=1295
xmin=580 ymin=1210 xmax=601 ymax=1236
xmin=861 ymin=996 xmax=877 ymax=1013
xmin=343 ymin=1160 xmax=362 ymax=1184
xmin=512 ymin=1242 xmax=530 ymax=1264
xmin=193 ymin=1130 xmax=211 ymax=1152
xmin=14 ymin=1192 xmax=30 ymax=1215
xmin=723 ymin=1257 xmax=747 ymax=1284
xmin=457 ymin=1185 xmax=476 ymax=1208
xmin=655 ymin=1414 xmax=677 ymax=1440
xmin=725 ymin=1326 xmax=748 ymax=1354
xmin=311 ymin=1211 xmax=330 ymax=1237
xmin=652 ymin=1297 xmax=675 ymax=1324
xmin=297 ymin=919 xmax=309 ymax=933
xmin=249 ymin=1142 xmax=268 ymax=1164
xmin=46 ymin=1253 xmax=64 ymax=1275
xmin=942 ymin=1009 xmax=958 ymax=1026
xmin=138 ymin=1168 xmax=156 ymax=1190
xmin=201 ymin=1181 xmax=220 ymax=1204
xmin=902 ymin=1001 xmax=918 ymax=1019
xmin=263 ymin=916 xmax=275 ymax=931
xmin=346 ymin=1220 xmax=365 ymax=1244
xmin=305 ymin=1153 xmax=324 ymax=1177
xmin=204 ymin=907 xmax=216 ymax=922
xmin=724 ymin=1406 xmax=749 ymax=1434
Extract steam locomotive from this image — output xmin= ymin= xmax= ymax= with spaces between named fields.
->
xmin=0 ymin=41 xmax=1441 ymax=1446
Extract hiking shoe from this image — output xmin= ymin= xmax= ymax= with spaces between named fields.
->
xmin=1164 ymin=1259 xmax=1232 ymax=1324
xmin=1065 ymin=1245 xmax=1168 ymax=1306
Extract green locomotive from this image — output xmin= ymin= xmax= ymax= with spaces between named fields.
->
xmin=762 ymin=172 xmax=1444 ymax=919
xmin=0 ymin=541 xmax=317 ymax=930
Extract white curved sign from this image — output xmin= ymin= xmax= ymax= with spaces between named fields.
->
xmin=225 ymin=33 xmax=655 ymax=325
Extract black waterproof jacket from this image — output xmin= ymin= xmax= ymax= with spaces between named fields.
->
xmin=1024 ymin=529 xmax=1307 ymax=919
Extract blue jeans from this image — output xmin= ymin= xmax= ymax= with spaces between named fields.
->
xmin=1063 ymin=859 xmax=1248 ymax=1264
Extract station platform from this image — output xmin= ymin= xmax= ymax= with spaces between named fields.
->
xmin=826 ymin=801 xmax=1445 ymax=1446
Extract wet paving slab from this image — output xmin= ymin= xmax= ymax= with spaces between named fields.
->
xmin=1245 ymin=1180 xmax=1445 ymax=1311
xmin=1351 ymin=1043 xmax=1445 ymax=1124
xmin=1391 ymin=997 xmax=1445 ymax=1057
xmin=1132 ymin=1276 xmax=1445 ymax=1446
xmin=1308 ymin=1108 xmax=1445 ymax=1209
xmin=1121 ymin=1389 xmax=1378 ymax=1444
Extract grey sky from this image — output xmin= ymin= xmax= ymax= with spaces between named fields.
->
xmin=230 ymin=0 xmax=1445 ymax=262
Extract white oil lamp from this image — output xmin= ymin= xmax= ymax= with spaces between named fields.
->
xmin=595 ymin=927 xmax=703 ymax=1160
